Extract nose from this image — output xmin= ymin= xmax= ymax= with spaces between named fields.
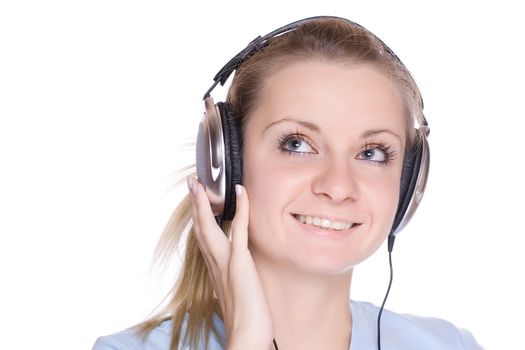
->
xmin=311 ymin=156 xmax=359 ymax=203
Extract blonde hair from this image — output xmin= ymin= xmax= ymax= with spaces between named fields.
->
xmin=134 ymin=17 xmax=423 ymax=349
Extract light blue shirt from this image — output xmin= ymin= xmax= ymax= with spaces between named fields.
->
xmin=93 ymin=300 xmax=483 ymax=349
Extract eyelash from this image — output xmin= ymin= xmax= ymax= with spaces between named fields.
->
xmin=277 ymin=130 xmax=315 ymax=157
xmin=360 ymin=141 xmax=398 ymax=166
xmin=277 ymin=131 xmax=398 ymax=165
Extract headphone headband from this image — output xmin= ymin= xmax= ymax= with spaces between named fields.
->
xmin=203 ymin=16 xmax=405 ymax=100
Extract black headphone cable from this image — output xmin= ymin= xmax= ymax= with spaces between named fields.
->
xmin=377 ymin=234 xmax=396 ymax=350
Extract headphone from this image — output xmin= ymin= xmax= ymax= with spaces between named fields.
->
xmin=196 ymin=16 xmax=430 ymax=237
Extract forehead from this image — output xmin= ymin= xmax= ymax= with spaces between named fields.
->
xmin=246 ymin=60 xmax=406 ymax=142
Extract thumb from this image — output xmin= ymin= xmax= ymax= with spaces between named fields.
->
xmin=231 ymin=184 xmax=250 ymax=251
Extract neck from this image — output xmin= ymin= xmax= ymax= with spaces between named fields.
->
xmin=251 ymin=250 xmax=353 ymax=350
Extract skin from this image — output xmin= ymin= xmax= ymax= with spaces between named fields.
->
xmin=189 ymin=60 xmax=407 ymax=350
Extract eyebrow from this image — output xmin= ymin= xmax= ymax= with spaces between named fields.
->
xmin=262 ymin=117 xmax=402 ymax=142
xmin=362 ymin=128 xmax=402 ymax=143
xmin=262 ymin=117 xmax=321 ymax=133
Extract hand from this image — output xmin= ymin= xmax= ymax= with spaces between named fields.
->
xmin=187 ymin=177 xmax=274 ymax=349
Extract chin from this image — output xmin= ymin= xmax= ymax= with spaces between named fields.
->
xmin=295 ymin=256 xmax=355 ymax=275
xmin=287 ymin=243 xmax=372 ymax=276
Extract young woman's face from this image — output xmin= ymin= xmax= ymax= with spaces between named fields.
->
xmin=242 ymin=61 xmax=406 ymax=274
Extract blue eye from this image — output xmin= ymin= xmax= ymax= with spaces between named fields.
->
xmin=358 ymin=143 xmax=396 ymax=165
xmin=284 ymin=138 xmax=312 ymax=153
xmin=361 ymin=148 xmax=387 ymax=162
xmin=278 ymin=132 xmax=316 ymax=155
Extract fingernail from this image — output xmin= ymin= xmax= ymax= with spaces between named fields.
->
xmin=235 ymin=184 xmax=242 ymax=196
xmin=187 ymin=176 xmax=197 ymax=195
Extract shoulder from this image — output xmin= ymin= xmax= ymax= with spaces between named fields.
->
xmin=350 ymin=300 xmax=484 ymax=350
xmin=92 ymin=320 xmax=172 ymax=350
xmin=91 ymin=315 xmax=226 ymax=350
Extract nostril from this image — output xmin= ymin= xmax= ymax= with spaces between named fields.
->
xmin=311 ymin=166 xmax=360 ymax=203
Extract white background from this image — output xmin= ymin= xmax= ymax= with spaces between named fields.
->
xmin=1 ymin=1 xmax=523 ymax=349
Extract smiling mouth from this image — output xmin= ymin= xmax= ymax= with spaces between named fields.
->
xmin=292 ymin=214 xmax=360 ymax=231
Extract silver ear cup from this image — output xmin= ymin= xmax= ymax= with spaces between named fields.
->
xmin=195 ymin=97 xmax=226 ymax=216
xmin=392 ymin=126 xmax=430 ymax=236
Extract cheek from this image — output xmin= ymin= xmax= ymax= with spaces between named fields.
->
xmin=242 ymin=157 xmax=287 ymax=253
xmin=364 ymin=169 xmax=402 ymax=229
xmin=243 ymin=153 xmax=274 ymax=223
xmin=378 ymin=176 xmax=400 ymax=210
xmin=243 ymin=157 xmax=305 ymax=215
xmin=242 ymin=152 xmax=312 ymax=250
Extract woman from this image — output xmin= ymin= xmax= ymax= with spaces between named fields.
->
xmin=93 ymin=16 xmax=483 ymax=349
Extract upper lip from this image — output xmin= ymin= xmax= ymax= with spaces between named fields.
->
xmin=292 ymin=213 xmax=360 ymax=225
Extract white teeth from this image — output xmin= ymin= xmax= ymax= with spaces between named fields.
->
xmin=295 ymin=214 xmax=353 ymax=231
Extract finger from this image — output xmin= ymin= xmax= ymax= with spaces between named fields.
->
xmin=187 ymin=179 xmax=219 ymax=273
xmin=231 ymin=184 xmax=250 ymax=251
xmin=187 ymin=191 xmax=224 ymax=300
xmin=187 ymin=176 xmax=229 ymax=260
xmin=186 ymin=178 xmax=230 ymax=315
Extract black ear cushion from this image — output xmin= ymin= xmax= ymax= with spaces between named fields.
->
xmin=391 ymin=133 xmax=423 ymax=234
xmin=216 ymin=102 xmax=243 ymax=221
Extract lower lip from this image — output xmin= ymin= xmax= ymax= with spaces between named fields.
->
xmin=291 ymin=215 xmax=359 ymax=240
